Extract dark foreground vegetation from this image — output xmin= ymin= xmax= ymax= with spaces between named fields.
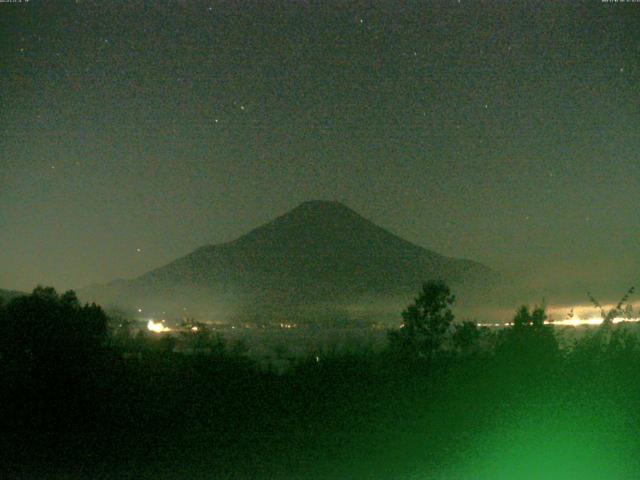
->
xmin=1 ymin=284 xmax=639 ymax=479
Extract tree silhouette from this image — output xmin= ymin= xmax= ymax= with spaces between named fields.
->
xmin=388 ymin=280 xmax=455 ymax=360
xmin=452 ymin=320 xmax=481 ymax=355
xmin=575 ymin=286 xmax=637 ymax=364
xmin=588 ymin=286 xmax=635 ymax=326
xmin=498 ymin=305 xmax=559 ymax=369
xmin=0 ymin=286 xmax=110 ymax=440
xmin=0 ymin=286 xmax=108 ymax=368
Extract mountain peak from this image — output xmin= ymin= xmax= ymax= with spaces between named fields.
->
xmin=296 ymin=199 xmax=349 ymax=209
xmin=232 ymin=200 xmax=379 ymax=250
xmin=289 ymin=200 xmax=357 ymax=217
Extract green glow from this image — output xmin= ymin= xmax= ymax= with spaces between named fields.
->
xmin=430 ymin=404 xmax=639 ymax=479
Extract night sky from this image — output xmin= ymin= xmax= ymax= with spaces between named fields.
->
xmin=2 ymin=1 xmax=638 ymax=303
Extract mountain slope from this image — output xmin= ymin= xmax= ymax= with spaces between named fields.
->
xmin=82 ymin=201 xmax=498 ymax=318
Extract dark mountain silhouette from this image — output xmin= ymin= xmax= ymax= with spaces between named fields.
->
xmin=81 ymin=201 xmax=498 ymax=320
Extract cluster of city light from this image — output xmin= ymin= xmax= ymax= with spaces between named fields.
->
xmin=478 ymin=315 xmax=639 ymax=328
xmin=147 ymin=319 xmax=171 ymax=333
xmin=475 ymin=302 xmax=639 ymax=328
xmin=547 ymin=316 xmax=639 ymax=327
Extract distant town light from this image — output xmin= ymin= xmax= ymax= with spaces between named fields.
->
xmin=147 ymin=319 xmax=171 ymax=333
xmin=477 ymin=316 xmax=639 ymax=328
xmin=547 ymin=316 xmax=639 ymax=327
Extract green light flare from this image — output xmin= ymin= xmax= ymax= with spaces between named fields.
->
xmin=429 ymin=405 xmax=639 ymax=480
